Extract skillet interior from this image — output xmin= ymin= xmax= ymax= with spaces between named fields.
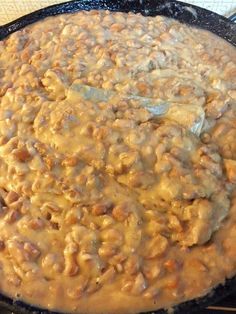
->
xmin=0 ymin=1 xmax=235 ymax=313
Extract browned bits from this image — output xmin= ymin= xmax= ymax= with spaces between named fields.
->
xmin=112 ymin=203 xmax=130 ymax=221
xmin=92 ymin=201 xmax=113 ymax=216
xmin=50 ymin=221 xmax=60 ymax=230
xmin=13 ymin=147 xmax=31 ymax=162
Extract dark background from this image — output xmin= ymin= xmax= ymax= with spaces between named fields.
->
xmin=1 ymin=293 xmax=236 ymax=314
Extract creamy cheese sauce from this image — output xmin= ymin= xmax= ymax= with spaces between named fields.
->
xmin=0 ymin=10 xmax=235 ymax=314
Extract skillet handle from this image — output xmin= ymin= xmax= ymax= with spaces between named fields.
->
xmin=228 ymin=12 xmax=236 ymax=22
xmin=0 ymin=27 xmax=6 ymax=40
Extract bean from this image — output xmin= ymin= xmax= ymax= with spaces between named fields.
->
xmin=62 ymin=156 xmax=78 ymax=167
xmin=92 ymin=201 xmax=113 ymax=216
xmin=124 ymin=254 xmax=141 ymax=275
xmin=64 ymin=243 xmax=79 ymax=277
xmin=5 ymin=191 xmax=19 ymax=205
xmin=112 ymin=203 xmax=130 ymax=222
xmin=143 ymin=285 xmax=160 ymax=299
xmin=143 ymin=235 xmax=168 ymax=259
xmin=143 ymin=261 xmax=161 ymax=280
xmin=98 ymin=243 xmax=117 ymax=259
xmin=98 ymin=267 xmax=116 ymax=285
xmin=5 ymin=209 xmax=20 ymax=224
xmin=13 ymin=147 xmax=31 ymax=162
xmin=67 ymin=275 xmax=89 ymax=299
xmin=87 ymin=278 xmax=101 ymax=294
xmin=132 ymin=273 xmax=147 ymax=295
xmin=0 ymin=240 xmax=5 ymax=251
xmin=224 ymin=159 xmax=236 ymax=183
xmin=101 ymin=228 xmax=123 ymax=246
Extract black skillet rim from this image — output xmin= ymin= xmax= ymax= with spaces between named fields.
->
xmin=0 ymin=0 xmax=236 ymax=45
xmin=0 ymin=0 xmax=236 ymax=313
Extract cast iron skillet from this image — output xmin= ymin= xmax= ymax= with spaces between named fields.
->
xmin=0 ymin=0 xmax=236 ymax=313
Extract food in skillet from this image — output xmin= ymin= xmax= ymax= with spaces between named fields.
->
xmin=0 ymin=10 xmax=235 ymax=314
